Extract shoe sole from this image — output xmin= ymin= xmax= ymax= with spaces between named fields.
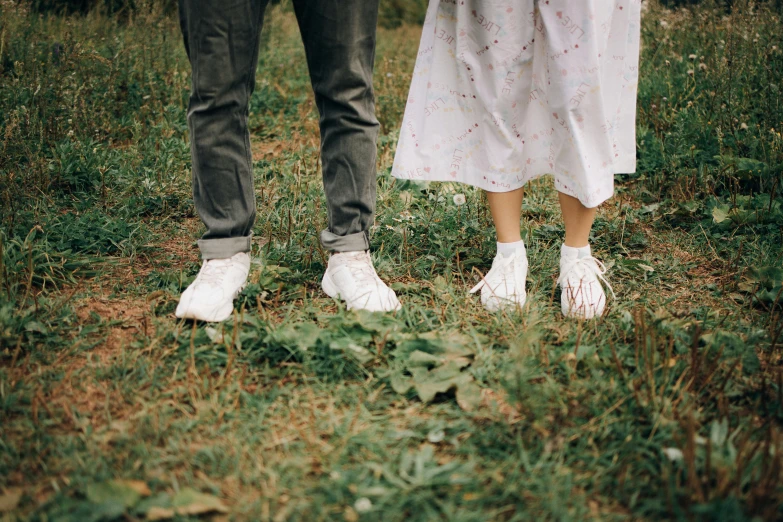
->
xmin=321 ymin=272 xmax=401 ymax=312
xmin=321 ymin=272 xmax=340 ymax=301
xmin=561 ymin=298 xmax=606 ymax=319
xmin=175 ymin=283 xmax=247 ymax=323
xmin=483 ymin=293 xmax=527 ymax=313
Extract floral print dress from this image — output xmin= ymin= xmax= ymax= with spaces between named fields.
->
xmin=392 ymin=0 xmax=642 ymax=208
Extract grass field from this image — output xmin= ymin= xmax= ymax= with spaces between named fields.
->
xmin=1 ymin=1 xmax=782 ymax=520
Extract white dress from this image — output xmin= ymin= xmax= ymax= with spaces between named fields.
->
xmin=392 ymin=0 xmax=642 ymax=208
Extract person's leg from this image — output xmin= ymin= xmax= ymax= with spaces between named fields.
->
xmin=175 ymin=0 xmax=268 ymax=322
xmin=471 ymin=188 xmax=528 ymax=312
xmin=558 ymin=192 xmax=597 ymax=248
xmin=487 ymin=188 xmax=524 ymax=243
xmin=556 ymin=191 xmax=611 ymax=319
xmin=292 ymin=0 xmax=399 ymax=312
xmin=179 ymin=0 xmax=268 ymax=260
xmin=292 ymin=0 xmax=380 ymax=252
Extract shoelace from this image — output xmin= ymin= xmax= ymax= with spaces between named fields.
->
xmin=557 ymin=256 xmax=616 ymax=300
xmin=469 ymin=253 xmax=521 ymax=294
xmin=339 ymin=252 xmax=380 ymax=286
xmin=195 ymin=259 xmax=232 ymax=286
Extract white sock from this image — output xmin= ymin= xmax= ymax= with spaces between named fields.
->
xmin=561 ymin=243 xmax=591 ymax=260
xmin=497 ymin=240 xmax=526 ymax=258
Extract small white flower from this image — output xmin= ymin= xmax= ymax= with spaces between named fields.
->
xmin=453 ymin=194 xmax=466 ymax=206
xmin=354 ymin=498 xmax=372 ymax=513
xmin=427 ymin=429 xmax=446 ymax=443
xmin=660 ymin=20 xmax=669 ymax=28
xmin=67 ymin=130 xmax=74 ymax=136
xmin=740 ymin=122 xmax=748 ymax=130
xmin=663 ymin=447 xmax=684 ymax=461
xmin=699 ymin=63 xmax=707 ymax=71
xmin=688 ymin=53 xmax=697 ymax=60
xmin=687 ymin=69 xmax=694 ymax=76
xmin=386 ymin=73 xmax=393 ymax=78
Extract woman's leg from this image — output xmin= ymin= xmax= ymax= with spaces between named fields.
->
xmin=557 ymin=191 xmax=609 ymax=319
xmin=558 ymin=191 xmax=597 ymax=248
xmin=486 ymin=188 xmax=525 ymax=243
xmin=471 ymin=188 xmax=528 ymax=312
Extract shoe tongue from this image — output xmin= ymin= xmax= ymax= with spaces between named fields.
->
xmin=206 ymin=258 xmax=232 ymax=267
xmin=333 ymin=250 xmax=368 ymax=265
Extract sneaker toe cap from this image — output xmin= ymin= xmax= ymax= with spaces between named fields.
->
xmin=347 ymin=287 xmax=401 ymax=312
xmin=175 ymin=285 xmax=233 ymax=321
xmin=561 ymin=283 xmax=606 ymax=319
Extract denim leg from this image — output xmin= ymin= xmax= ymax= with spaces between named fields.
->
xmin=292 ymin=0 xmax=381 ymax=253
xmin=178 ymin=0 xmax=268 ymax=259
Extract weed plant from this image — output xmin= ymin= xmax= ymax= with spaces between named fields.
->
xmin=0 ymin=0 xmax=781 ymax=520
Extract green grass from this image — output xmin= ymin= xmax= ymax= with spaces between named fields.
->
xmin=1 ymin=0 xmax=782 ymax=520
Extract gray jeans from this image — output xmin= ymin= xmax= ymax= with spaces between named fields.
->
xmin=178 ymin=0 xmax=380 ymax=259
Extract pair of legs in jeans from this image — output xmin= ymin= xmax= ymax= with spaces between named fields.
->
xmin=175 ymin=0 xmax=400 ymax=322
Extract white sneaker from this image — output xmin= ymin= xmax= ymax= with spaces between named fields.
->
xmin=175 ymin=252 xmax=250 ymax=322
xmin=321 ymin=251 xmax=401 ymax=312
xmin=470 ymin=247 xmax=528 ymax=312
xmin=557 ymin=252 xmax=614 ymax=319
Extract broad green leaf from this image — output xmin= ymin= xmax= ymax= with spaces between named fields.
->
xmin=734 ymin=157 xmax=766 ymax=174
xmin=390 ymin=371 xmax=413 ymax=394
xmin=329 ymin=338 xmax=374 ymax=364
xmin=134 ymin=492 xmax=172 ymax=516
xmin=170 ymin=488 xmax=228 ymax=516
xmin=396 ymin=331 xmax=476 ymax=357
xmin=712 ymin=206 xmax=730 ymax=224
xmin=86 ymin=480 xmax=145 ymax=508
xmin=406 ymin=350 xmax=443 ymax=367
xmin=24 ymin=320 xmax=48 ymax=334
xmin=267 ymin=322 xmax=322 ymax=352
xmin=412 ymin=363 xmax=472 ymax=403
xmin=87 ymin=501 xmax=127 ymax=522
xmin=455 ymin=381 xmax=482 ymax=412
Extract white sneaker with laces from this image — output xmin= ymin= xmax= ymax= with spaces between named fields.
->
xmin=557 ymin=249 xmax=615 ymax=319
xmin=175 ymin=252 xmax=250 ymax=322
xmin=469 ymin=247 xmax=528 ymax=312
xmin=321 ymin=251 xmax=401 ymax=312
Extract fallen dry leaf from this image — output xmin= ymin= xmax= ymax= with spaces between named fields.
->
xmin=0 ymin=488 xmax=23 ymax=512
xmin=146 ymin=506 xmax=175 ymax=520
xmin=116 ymin=480 xmax=151 ymax=497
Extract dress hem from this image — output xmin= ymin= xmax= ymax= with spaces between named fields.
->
xmin=392 ymin=161 xmax=637 ymax=209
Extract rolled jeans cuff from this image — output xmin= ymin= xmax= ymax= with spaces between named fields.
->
xmin=320 ymin=229 xmax=370 ymax=253
xmin=198 ymin=235 xmax=252 ymax=260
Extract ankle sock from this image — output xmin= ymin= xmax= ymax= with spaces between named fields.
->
xmin=497 ymin=240 xmax=526 ymax=258
xmin=561 ymin=243 xmax=591 ymax=260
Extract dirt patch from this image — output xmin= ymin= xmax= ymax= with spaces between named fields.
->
xmin=251 ymin=129 xmax=319 ymax=163
xmin=76 ymin=297 xmax=147 ymax=351
xmin=152 ymin=216 xmax=203 ymax=265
